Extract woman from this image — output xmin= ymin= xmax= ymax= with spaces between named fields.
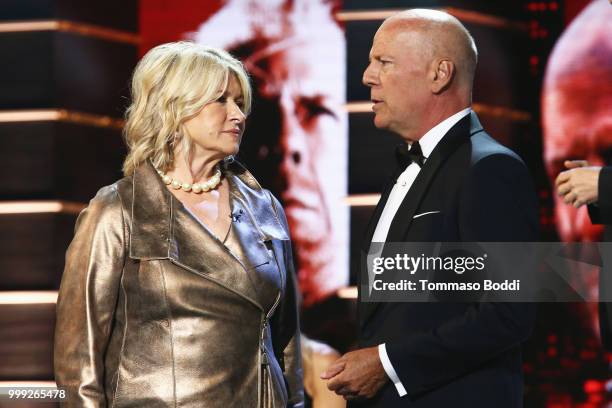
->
xmin=54 ymin=41 xmax=304 ymax=407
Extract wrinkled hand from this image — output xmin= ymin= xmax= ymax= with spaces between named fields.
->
xmin=555 ymin=160 xmax=601 ymax=208
xmin=320 ymin=346 xmax=388 ymax=401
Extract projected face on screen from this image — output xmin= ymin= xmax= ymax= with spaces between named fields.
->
xmin=542 ymin=0 xmax=612 ymax=243
xmin=542 ymin=0 xmax=612 ymax=345
xmin=192 ymin=0 xmax=348 ymax=306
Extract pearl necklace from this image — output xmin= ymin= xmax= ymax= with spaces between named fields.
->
xmin=156 ymin=165 xmax=222 ymax=194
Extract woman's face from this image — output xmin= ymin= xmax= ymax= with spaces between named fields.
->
xmin=182 ymin=74 xmax=246 ymax=160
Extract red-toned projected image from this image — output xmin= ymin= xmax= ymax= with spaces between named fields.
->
xmin=543 ymin=0 xmax=612 ymax=245
xmin=188 ymin=0 xmax=349 ymax=307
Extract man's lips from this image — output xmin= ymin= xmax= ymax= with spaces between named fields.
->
xmin=371 ymin=99 xmax=383 ymax=110
xmin=223 ymin=129 xmax=241 ymax=135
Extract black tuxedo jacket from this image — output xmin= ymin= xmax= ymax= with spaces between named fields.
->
xmin=353 ymin=112 xmax=538 ymax=408
xmin=588 ymin=166 xmax=612 ymax=351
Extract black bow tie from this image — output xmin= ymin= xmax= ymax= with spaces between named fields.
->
xmin=396 ymin=141 xmax=425 ymax=170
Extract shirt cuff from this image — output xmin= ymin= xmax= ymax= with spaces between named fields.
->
xmin=378 ymin=343 xmax=407 ymax=397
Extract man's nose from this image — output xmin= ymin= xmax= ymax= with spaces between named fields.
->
xmin=279 ymin=97 xmax=307 ymax=167
xmin=362 ymin=63 xmax=378 ymax=87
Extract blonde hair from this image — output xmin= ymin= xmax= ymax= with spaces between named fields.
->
xmin=122 ymin=41 xmax=251 ymax=176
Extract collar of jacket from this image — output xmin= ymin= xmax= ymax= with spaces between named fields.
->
xmin=359 ymin=111 xmax=485 ymax=327
xmin=129 ymin=161 xmax=289 ymax=259
xmin=362 ymin=111 xmax=484 ymax=250
xmin=125 ymin=160 xmax=290 ymax=311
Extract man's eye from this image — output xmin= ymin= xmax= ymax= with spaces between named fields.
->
xmin=295 ymin=96 xmax=336 ymax=126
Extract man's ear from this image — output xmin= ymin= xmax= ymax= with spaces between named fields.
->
xmin=430 ymin=59 xmax=454 ymax=94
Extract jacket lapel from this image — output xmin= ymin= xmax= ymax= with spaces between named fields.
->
xmin=359 ymin=166 xmax=403 ymax=327
xmin=386 ymin=111 xmax=481 ymax=242
xmin=128 ymin=161 xmax=287 ymax=312
xmin=361 ymin=167 xmax=404 ymax=251
xmin=360 ymin=112 xmax=484 ymax=328
xmin=224 ymin=162 xmax=290 ymax=312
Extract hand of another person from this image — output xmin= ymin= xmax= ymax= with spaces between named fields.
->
xmin=320 ymin=346 xmax=388 ymax=401
xmin=556 ymin=160 xmax=602 ymax=208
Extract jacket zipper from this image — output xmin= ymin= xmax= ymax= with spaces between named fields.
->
xmin=260 ymin=290 xmax=281 ymax=406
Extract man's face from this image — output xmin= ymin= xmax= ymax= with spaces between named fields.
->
xmin=273 ymin=43 xmax=345 ymax=245
xmin=544 ymin=85 xmax=612 ymax=242
xmin=240 ymin=38 xmax=348 ymax=303
xmin=542 ymin=0 xmax=612 ymax=243
xmin=362 ymin=23 xmax=431 ymax=141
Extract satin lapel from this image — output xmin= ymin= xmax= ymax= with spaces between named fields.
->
xmin=361 ymin=168 xmax=403 ymax=251
xmin=359 ymin=169 xmax=401 ymax=328
xmin=360 ymin=112 xmax=484 ymax=328
xmin=385 ymin=112 xmax=479 ymax=242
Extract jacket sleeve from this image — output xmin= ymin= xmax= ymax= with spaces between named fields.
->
xmin=268 ymin=192 xmax=305 ymax=408
xmin=588 ymin=166 xmax=612 ymax=224
xmin=54 ymin=185 xmax=126 ymax=407
xmin=386 ymin=154 xmax=538 ymax=397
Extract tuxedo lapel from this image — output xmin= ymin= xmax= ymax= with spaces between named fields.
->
xmin=359 ymin=165 xmax=406 ymax=326
xmin=362 ymin=167 xmax=404 ymax=251
xmin=386 ymin=112 xmax=481 ymax=242
xmin=360 ymin=112 xmax=484 ymax=328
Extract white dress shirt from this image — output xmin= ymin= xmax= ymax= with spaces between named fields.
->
xmin=372 ymin=107 xmax=471 ymax=397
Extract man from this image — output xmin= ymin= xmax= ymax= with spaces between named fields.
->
xmin=191 ymin=0 xmax=349 ymax=307
xmin=544 ymin=0 xmax=612 ymax=351
xmin=556 ymin=161 xmax=612 ymax=350
xmin=556 ymin=162 xmax=611 ymax=224
xmin=321 ymin=9 xmax=538 ymax=407
xmin=542 ymin=0 xmax=612 ymax=244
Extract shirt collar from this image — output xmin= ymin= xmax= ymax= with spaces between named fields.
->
xmin=414 ymin=107 xmax=472 ymax=158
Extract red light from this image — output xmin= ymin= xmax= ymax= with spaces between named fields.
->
xmin=589 ymin=394 xmax=604 ymax=403
xmin=539 ymin=2 xmax=547 ymax=11
xmin=530 ymin=56 xmax=539 ymax=65
xmin=539 ymin=29 xmax=548 ymax=38
xmin=528 ymin=3 xmax=538 ymax=11
xmin=549 ymin=2 xmax=559 ymax=11
xmin=584 ymin=379 xmax=603 ymax=394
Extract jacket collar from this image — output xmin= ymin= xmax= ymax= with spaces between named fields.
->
xmin=363 ymin=111 xmax=484 ymax=249
xmin=127 ymin=160 xmax=288 ymax=311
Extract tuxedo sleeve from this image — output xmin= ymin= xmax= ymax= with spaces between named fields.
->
xmin=588 ymin=166 xmax=612 ymax=224
xmin=385 ymin=153 xmax=538 ymax=397
xmin=587 ymin=167 xmax=612 ymax=351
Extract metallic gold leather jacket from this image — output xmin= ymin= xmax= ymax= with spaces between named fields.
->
xmin=54 ymin=161 xmax=304 ymax=407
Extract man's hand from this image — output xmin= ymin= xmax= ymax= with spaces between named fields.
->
xmin=556 ymin=160 xmax=601 ymax=208
xmin=320 ymin=346 xmax=388 ymax=401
